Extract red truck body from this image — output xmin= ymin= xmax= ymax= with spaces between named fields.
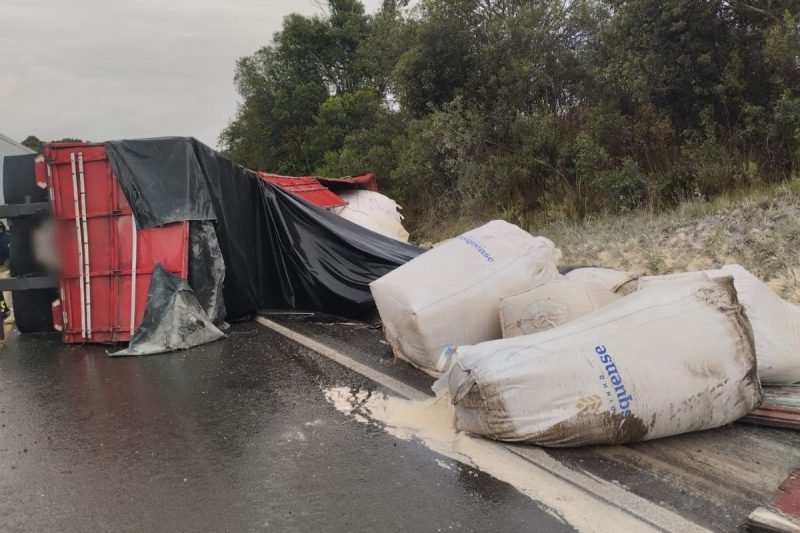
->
xmin=34 ymin=143 xmax=374 ymax=344
xmin=256 ymin=173 xmax=347 ymax=208
xmin=41 ymin=143 xmax=189 ymax=344
xmin=257 ymin=172 xmax=378 ymax=208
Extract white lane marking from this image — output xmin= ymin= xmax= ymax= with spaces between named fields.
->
xmin=324 ymin=386 xmax=655 ymax=532
xmin=256 ymin=316 xmax=709 ymax=533
xmin=504 ymin=446 xmax=708 ymax=532
xmin=256 ymin=317 xmax=428 ymax=401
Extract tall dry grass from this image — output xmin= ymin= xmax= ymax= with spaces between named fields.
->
xmin=539 ymin=178 xmax=800 ymax=302
xmin=413 ymin=177 xmax=800 ymax=302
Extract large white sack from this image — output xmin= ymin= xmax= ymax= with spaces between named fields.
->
xmin=639 ymin=265 xmax=800 ymax=384
xmin=499 ymin=273 xmax=633 ymax=338
xmin=565 ymin=267 xmax=639 ymax=295
xmin=434 ymin=274 xmax=761 ymax=446
xmin=370 ymin=220 xmax=562 ymax=375
xmin=335 ymin=190 xmax=410 ymax=242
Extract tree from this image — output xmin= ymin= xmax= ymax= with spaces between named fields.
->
xmin=21 ymin=136 xmax=43 ymax=153
xmin=221 ymin=0 xmax=800 ymax=232
xmin=220 ymin=0 xmax=376 ymax=172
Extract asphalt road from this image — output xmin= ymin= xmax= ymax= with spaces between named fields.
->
xmin=0 ymin=322 xmax=571 ymax=533
xmin=257 ymin=313 xmax=800 ymax=533
xmin=2 ymin=315 xmax=799 ymax=532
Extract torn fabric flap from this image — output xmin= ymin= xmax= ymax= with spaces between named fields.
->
xmin=112 ymin=264 xmax=226 ymax=356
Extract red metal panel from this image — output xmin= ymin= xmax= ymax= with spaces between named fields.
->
xmin=256 ymin=172 xmax=347 ymax=208
xmin=747 ymin=468 xmax=800 ymax=530
xmin=740 ymin=385 xmax=800 ymax=430
xmin=45 ymin=142 xmax=189 ymax=344
xmin=771 ymin=469 xmax=800 ymax=518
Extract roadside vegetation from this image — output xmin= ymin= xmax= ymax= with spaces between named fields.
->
xmin=221 ymin=0 xmax=800 ymax=237
xmin=544 ymin=177 xmax=800 ymax=302
xmin=405 ymin=176 xmax=800 ymax=301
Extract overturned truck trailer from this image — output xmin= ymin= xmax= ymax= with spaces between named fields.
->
xmin=0 ymin=138 xmax=421 ymax=353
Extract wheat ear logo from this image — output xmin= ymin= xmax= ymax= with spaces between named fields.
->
xmin=575 ymin=395 xmax=603 ymax=413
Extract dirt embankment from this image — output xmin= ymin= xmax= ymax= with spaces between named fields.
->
xmin=540 ymin=181 xmax=800 ymax=303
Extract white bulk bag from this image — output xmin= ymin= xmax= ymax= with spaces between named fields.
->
xmin=565 ymin=267 xmax=639 ymax=295
xmin=370 ymin=220 xmax=562 ymax=375
xmin=500 ymin=276 xmax=628 ymax=338
xmin=334 ymin=190 xmax=410 ymax=242
xmin=435 ymin=274 xmax=761 ymax=446
xmin=639 ymin=265 xmax=800 ymax=384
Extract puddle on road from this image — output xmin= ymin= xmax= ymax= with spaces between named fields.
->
xmin=323 ymin=387 xmax=652 ymax=532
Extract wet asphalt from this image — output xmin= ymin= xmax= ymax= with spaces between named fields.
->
xmin=0 ymin=322 xmax=572 ymax=533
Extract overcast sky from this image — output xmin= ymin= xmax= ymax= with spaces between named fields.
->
xmin=1 ymin=0 xmax=382 ymax=149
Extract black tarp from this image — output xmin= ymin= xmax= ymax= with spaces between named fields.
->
xmin=188 ymin=220 xmax=228 ymax=328
xmin=112 ymin=264 xmax=226 ymax=356
xmin=105 ymin=138 xmax=216 ymax=227
xmin=105 ymin=137 xmax=422 ymax=320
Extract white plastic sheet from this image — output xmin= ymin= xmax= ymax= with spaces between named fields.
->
xmin=334 ymin=190 xmax=410 ymax=242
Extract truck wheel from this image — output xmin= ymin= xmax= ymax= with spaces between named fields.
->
xmin=3 ymin=153 xmax=46 ymax=205
xmin=8 ymin=218 xmax=55 ymax=333
xmin=9 ymin=217 xmax=44 ymax=275
xmin=12 ymin=289 xmax=54 ymax=333
xmin=2 ymin=154 xmax=55 ymax=333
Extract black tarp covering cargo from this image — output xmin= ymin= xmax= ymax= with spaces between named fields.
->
xmin=112 ymin=264 xmax=226 ymax=356
xmin=105 ymin=137 xmax=422 ymax=321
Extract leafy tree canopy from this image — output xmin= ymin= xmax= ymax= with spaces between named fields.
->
xmin=221 ymin=0 xmax=800 ymax=230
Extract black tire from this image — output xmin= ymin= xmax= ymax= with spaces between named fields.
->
xmin=2 ymin=154 xmax=55 ymax=333
xmin=3 ymin=153 xmax=46 ymax=205
xmin=9 ymin=217 xmax=44 ymax=276
xmin=12 ymin=289 xmax=54 ymax=333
